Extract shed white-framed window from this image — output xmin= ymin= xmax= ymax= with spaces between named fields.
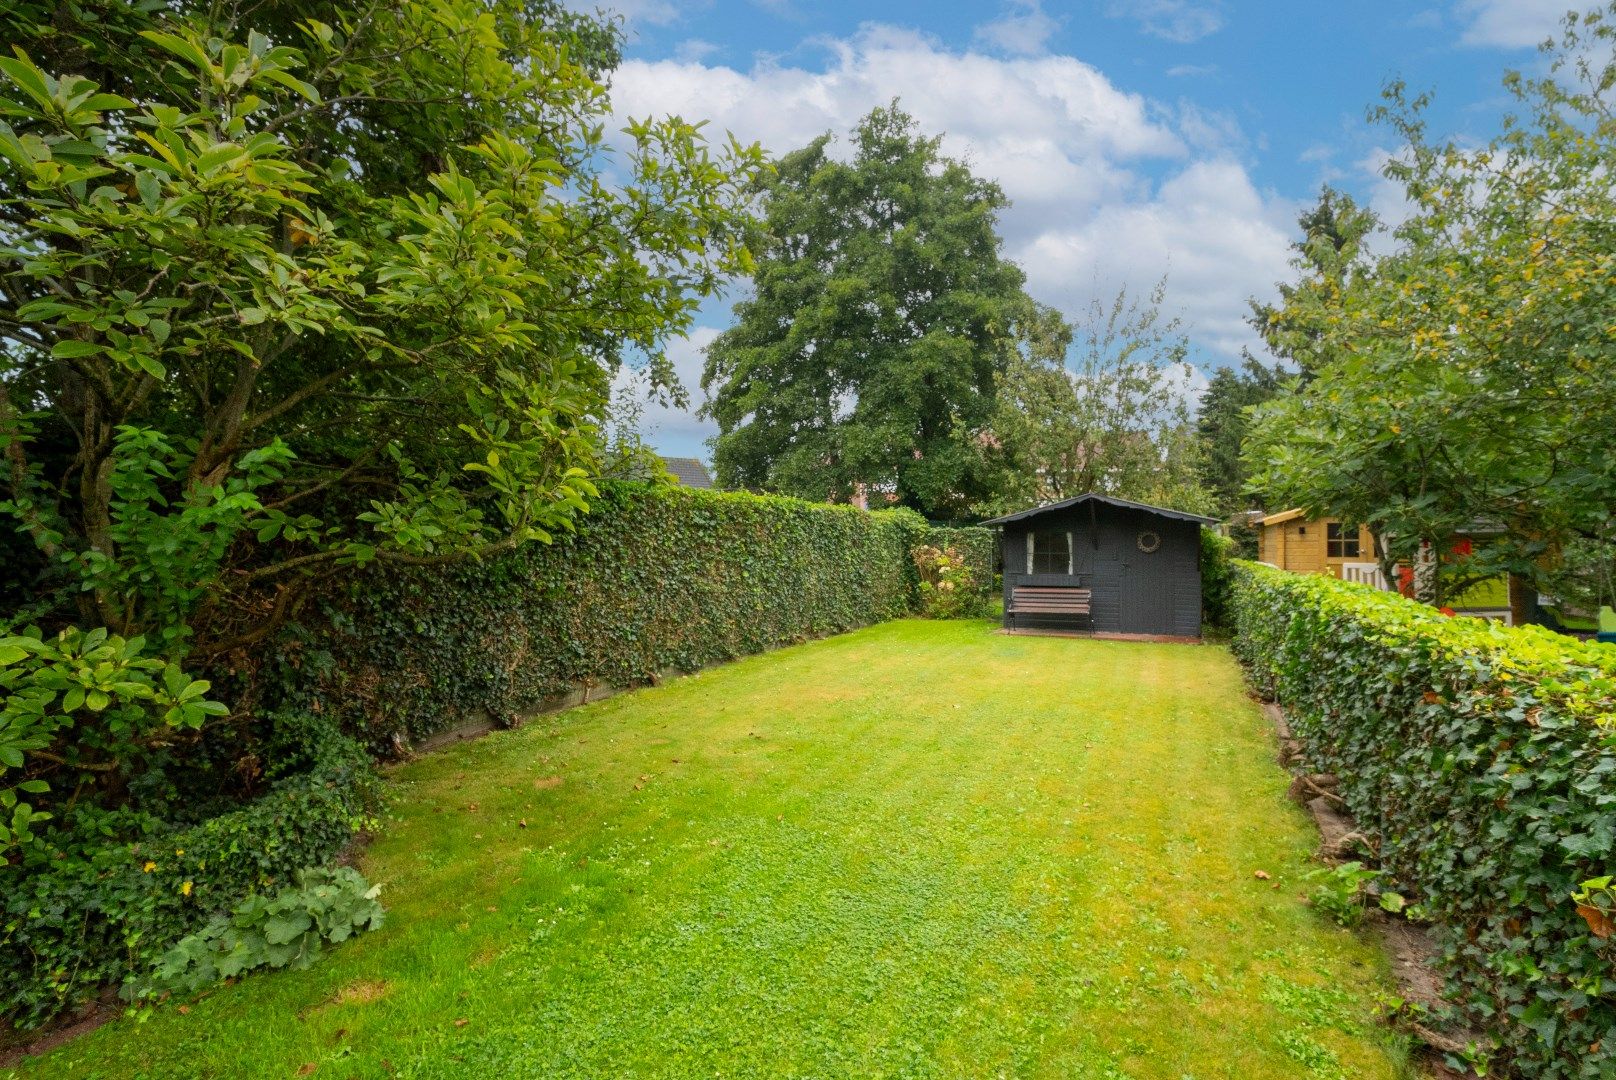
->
xmin=1027 ymin=530 xmax=1073 ymax=574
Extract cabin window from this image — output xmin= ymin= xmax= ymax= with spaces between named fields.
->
xmin=1327 ymin=522 xmax=1361 ymax=559
xmin=1027 ymin=530 xmax=1072 ymax=574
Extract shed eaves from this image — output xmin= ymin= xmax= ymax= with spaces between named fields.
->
xmin=982 ymin=492 xmax=1218 ymax=527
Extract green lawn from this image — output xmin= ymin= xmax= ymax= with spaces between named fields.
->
xmin=15 ymin=620 xmax=1413 ymax=1079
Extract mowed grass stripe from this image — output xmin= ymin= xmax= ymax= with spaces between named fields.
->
xmin=16 ymin=620 xmax=1414 ymax=1080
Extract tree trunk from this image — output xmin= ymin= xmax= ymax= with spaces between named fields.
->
xmin=1508 ymin=572 xmax=1534 ymax=627
xmin=1413 ymin=539 xmax=1439 ymax=606
xmin=1374 ymin=532 xmax=1400 ymax=593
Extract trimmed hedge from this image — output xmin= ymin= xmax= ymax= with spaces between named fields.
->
xmin=285 ymin=484 xmax=939 ymax=752
xmin=1228 ymin=562 xmax=1616 ymax=1078
xmin=1 ymin=724 xmax=377 ymax=1031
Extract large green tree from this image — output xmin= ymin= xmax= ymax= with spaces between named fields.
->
xmin=1245 ymin=7 xmax=1616 ymax=604
xmin=0 ymin=0 xmax=762 ymax=826
xmin=701 ymin=105 xmax=1043 ymax=519
xmin=1191 ymin=189 xmax=1372 ymax=520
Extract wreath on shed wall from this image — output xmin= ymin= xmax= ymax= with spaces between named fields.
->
xmin=1136 ymin=530 xmax=1161 ymax=554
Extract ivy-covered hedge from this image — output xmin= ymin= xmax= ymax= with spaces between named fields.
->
xmin=1 ymin=723 xmax=377 ymax=1031
xmin=285 ymin=484 xmax=935 ymax=752
xmin=1227 ymin=562 xmax=1616 ymax=1078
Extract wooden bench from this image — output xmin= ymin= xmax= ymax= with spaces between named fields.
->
xmin=1007 ymin=585 xmax=1092 ymax=627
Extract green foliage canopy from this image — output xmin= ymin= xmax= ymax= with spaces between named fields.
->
xmin=1244 ymin=10 xmax=1616 ymax=600
xmin=0 ymin=0 xmax=765 ymax=656
xmin=702 ymin=104 xmax=1043 ymax=519
xmin=1195 ymin=355 xmax=1281 ymax=516
xmin=0 ymin=0 xmax=764 ymax=831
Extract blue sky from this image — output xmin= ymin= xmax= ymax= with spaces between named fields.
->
xmin=586 ymin=0 xmax=1581 ymax=458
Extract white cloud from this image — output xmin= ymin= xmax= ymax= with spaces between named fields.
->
xmin=1109 ymin=0 xmax=1225 ymax=44
xmin=1174 ymin=100 xmax=1245 ymax=153
xmin=607 ymin=24 xmax=1299 ymax=447
xmin=673 ymin=38 xmax=721 ymax=63
xmin=974 ymin=1 xmax=1061 ymax=57
xmin=1018 ymin=160 xmax=1296 ymax=357
xmin=1165 ymin=63 xmax=1218 ymax=77
xmin=612 ymin=24 xmax=1183 ymax=226
xmin=1455 ymin=0 xmax=1573 ymax=48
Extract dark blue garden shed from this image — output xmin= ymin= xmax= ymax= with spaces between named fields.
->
xmin=984 ymin=493 xmax=1216 ymax=639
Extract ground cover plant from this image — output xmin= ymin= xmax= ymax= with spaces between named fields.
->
xmin=13 ymin=620 xmax=1414 ymax=1079
xmin=1228 ymin=562 xmax=1616 ymax=1078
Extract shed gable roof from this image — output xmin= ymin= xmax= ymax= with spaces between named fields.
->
xmin=982 ymin=493 xmax=1218 ymax=527
xmin=659 ymin=456 xmax=714 ymax=489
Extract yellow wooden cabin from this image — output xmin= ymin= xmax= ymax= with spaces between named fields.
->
xmin=1255 ymin=509 xmax=1383 ymax=584
xmin=1255 ymin=509 xmax=1524 ymax=622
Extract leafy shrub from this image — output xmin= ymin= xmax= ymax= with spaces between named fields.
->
xmin=1198 ymin=527 xmax=1236 ymax=627
xmin=138 ymin=867 xmax=384 ymax=1001
xmin=911 ymin=544 xmax=991 ymax=619
xmin=1228 ymin=561 xmax=1616 ymax=1079
xmin=1304 ymin=861 xmax=1382 ymax=928
xmin=0 ymin=626 xmax=227 ymax=855
xmin=923 ymin=526 xmax=996 ymax=605
xmin=276 ymin=483 xmax=933 ymax=753
xmin=1 ymin=724 xmax=376 ymax=1031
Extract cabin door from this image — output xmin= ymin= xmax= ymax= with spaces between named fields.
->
xmin=1115 ymin=537 xmax=1171 ymax=635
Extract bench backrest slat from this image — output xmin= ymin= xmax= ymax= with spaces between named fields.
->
xmin=1008 ymin=584 xmax=1092 ymax=615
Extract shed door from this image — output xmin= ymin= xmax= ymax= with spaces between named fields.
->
xmin=1116 ymin=540 xmax=1172 ymax=635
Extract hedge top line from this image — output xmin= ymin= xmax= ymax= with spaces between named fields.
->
xmin=1238 ymin=561 xmax=1616 ymax=719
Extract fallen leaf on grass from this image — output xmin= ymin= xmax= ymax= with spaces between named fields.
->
xmin=453 ymin=1018 xmax=469 ymax=1028
xmin=176 ymin=1005 xmax=190 ymax=1015
xmin=297 ymin=1065 xmax=317 ymax=1076
xmin=533 ymin=776 xmax=563 ymax=790
xmin=1253 ymin=870 xmax=1270 ymax=880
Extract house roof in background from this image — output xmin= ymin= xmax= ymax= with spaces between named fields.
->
xmin=659 ymin=456 xmax=714 ymax=489
xmin=1258 ymin=508 xmax=1307 ymax=527
xmin=982 ymin=492 xmax=1219 ymax=527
